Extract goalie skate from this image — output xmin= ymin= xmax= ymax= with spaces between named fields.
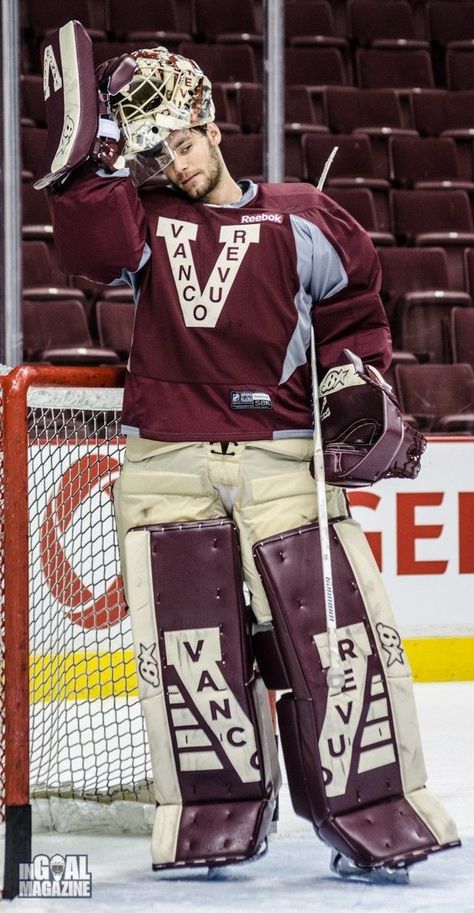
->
xmin=330 ymin=850 xmax=410 ymax=885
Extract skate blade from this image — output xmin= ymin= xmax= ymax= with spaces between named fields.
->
xmin=207 ymin=839 xmax=268 ymax=879
xmin=330 ymin=851 xmax=410 ymax=885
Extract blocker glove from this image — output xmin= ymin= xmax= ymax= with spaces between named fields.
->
xmin=317 ymin=350 xmax=426 ymax=487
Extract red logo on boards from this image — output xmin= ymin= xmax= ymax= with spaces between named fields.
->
xmin=40 ymin=454 xmax=127 ymax=629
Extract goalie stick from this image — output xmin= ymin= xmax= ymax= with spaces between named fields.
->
xmin=313 ymin=147 xmax=344 ymax=690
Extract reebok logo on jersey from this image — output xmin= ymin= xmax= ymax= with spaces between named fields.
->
xmin=241 ymin=213 xmax=283 ymax=224
xmin=230 ymin=391 xmax=273 ymax=410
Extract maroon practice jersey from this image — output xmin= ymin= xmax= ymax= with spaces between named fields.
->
xmin=52 ymin=167 xmax=391 ymax=442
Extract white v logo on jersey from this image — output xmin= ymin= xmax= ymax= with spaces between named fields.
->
xmin=156 ymin=217 xmax=260 ymax=327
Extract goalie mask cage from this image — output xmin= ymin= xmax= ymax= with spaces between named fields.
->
xmin=0 ymin=365 xmax=155 ymax=898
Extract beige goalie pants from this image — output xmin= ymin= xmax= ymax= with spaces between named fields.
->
xmin=113 ymin=437 xmax=349 ymax=624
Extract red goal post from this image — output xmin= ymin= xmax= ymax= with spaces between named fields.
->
xmin=0 ymin=364 xmax=152 ymax=898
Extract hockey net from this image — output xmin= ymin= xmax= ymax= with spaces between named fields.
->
xmin=0 ymin=366 xmax=154 ymax=895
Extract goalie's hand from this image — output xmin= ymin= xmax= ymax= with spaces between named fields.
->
xmin=316 ymin=350 xmax=426 ymax=487
xmin=91 ymin=54 xmax=137 ymax=170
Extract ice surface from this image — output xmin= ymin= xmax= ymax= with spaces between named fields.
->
xmin=11 ymin=682 xmax=473 ymax=913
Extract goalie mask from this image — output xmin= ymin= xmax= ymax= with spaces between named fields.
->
xmin=106 ymin=47 xmax=215 ymax=183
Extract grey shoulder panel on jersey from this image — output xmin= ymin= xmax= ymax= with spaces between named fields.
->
xmin=279 ymin=215 xmax=348 ymax=385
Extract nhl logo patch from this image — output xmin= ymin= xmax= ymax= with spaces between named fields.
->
xmin=230 ymin=391 xmax=272 ymax=410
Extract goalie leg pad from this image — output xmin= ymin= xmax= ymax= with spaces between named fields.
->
xmin=124 ymin=518 xmax=280 ymax=870
xmin=253 ymin=518 xmax=460 ymax=869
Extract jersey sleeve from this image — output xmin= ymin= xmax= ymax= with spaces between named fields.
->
xmin=50 ymin=163 xmax=149 ymax=284
xmin=305 ymin=192 xmax=392 ymax=375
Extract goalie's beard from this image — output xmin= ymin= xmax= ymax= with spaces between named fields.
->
xmin=167 ymin=141 xmax=225 ymax=202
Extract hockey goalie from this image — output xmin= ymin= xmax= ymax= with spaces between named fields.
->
xmin=37 ymin=20 xmax=460 ymax=884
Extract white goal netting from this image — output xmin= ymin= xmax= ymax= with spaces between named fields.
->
xmin=1 ymin=374 xmax=154 ymax=835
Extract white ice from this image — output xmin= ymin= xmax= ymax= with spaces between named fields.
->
xmin=10 ymin=681 xmax=473 ymax=913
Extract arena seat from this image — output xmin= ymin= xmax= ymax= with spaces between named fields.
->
xmin=193 ymin=0 xmax=262 ymax=45
xmin=378 ymin=246 xmax=470 ymax=325
xmin=239 ymin=83 xmax=328 ymax=135
xmin=179 ymin=41 xmax=259 ymax=83
xmin=21 ymin=125 xmax=47 ymax=181
xmin=96 ymin=298 xmax=135 ymax=362
xmin=20 ymin=74 xmax=46 ymax=126
xmin=445 ymin=49 xmax=474 ymax=91
xmin=427 ymin=1 xmax=474 ymax=50
xmin=355 ymin=47 xmax=435 ymax=89
xmin=303 ymin=132 xmax=391 ymax=230
xmin=285 ymin=46 xmax=349 ymax=87
xmin=323 ymin=187 xmax=395 ymax=246
xmin=285 ymin=1 xmax=348 ymax=53
xmin=388 ymin=135 xmax=474 ymax=191
xmin=108 ymin=0 xmax=190 ymax=46
xmin=22 ymin=240 xmax=69 ymax=289
xmin=347 ymin=0 xmax=428 ymax=49
xmin=411 ymin=89 xmax=474 ymax=179
xmin=324 ymin=85 xmax=417 ymax=177
xmin=395 ymin=363 xmax=474 ymax=433
xmin=390 ymin=189 xmax=474 ymax=289
xmin=25 ymin=0 xmax=106 ymax=39
xmin=22 ymin=296 xmax=119 ymax=364
xmin=450 ymin=307 xmax=474 ymax=369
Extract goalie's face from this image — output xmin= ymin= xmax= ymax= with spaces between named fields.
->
xmin=163 ymin=124 xmax=224 ymax=202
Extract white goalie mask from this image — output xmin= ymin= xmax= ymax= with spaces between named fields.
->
xmin=109 ymin=47 xmax=215 ymax=182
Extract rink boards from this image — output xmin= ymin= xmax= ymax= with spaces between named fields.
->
xmin=29 ymin=436 xmax=474 ymax=687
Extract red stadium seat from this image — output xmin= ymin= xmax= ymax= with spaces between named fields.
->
xmin=22 ymin=296 xmax=120 ymax=364
xmin=378 ymin=247 xmax=470 ymax=324
xmin=285 ymin=47 xmax=348 ymax=87
xmin=22 ymin=240 xmax=69 ymax=289
xmin=410 ymin=89 xmax=474 ymax=179
xmin=96 ymin=298 xmax=135 ymax=361
xmin=378 ymin=245 xmax=471 ymax=362
xmin=324 ymin=86 xmax=417 ymax=177
xmin=20 ymin=74 xmax=46 ymax=127
xmin=355 ymin=48 xmax=434 ymax=89
xmin=303 ymin=133 xmax=391 ymax=230
xmin=388 ymin=136 xmax=474 ymax=191
xmin=21 ymin=125 xmax=47 ymax=182
xmin=348 ymin=0 xmax=428 ymax=49
xmin=26 ymin=0 xmax=106 ymax=39
xmin=219 ymin=134 xmax=264 ymax=181
xmin=427 ymin=1 xmax=474 ymax=49
xmin=108 ymin=0 xmax=190 ymax=46
xmin=324 ymin=187 xmax=395 ymax=246
xmin=179 ymin=42 xmax=259 ymax=83
xmin=193 ymin=0 xmax=262 ymax=45
xmin=464 ymin=248 xmax=474 ymax=297
xmin=393 ymin=291 xmax=470 ymax=363
xmin=22 ymin=182 xmax=52 ymax=230
xmin=390 ymin=189 xmax=474 ymax=288
xmin=395 ymin=363 xmax=474 ymax=432
xmin=285 ymin=1 xmax=348 ymax=53
xmin=450 ymin=307 xmax=474 ymax=369
xmin=239 ymin=83 xmax=328 ymax=135
xmin=445 ymin=49 xmax=474 ymax=91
